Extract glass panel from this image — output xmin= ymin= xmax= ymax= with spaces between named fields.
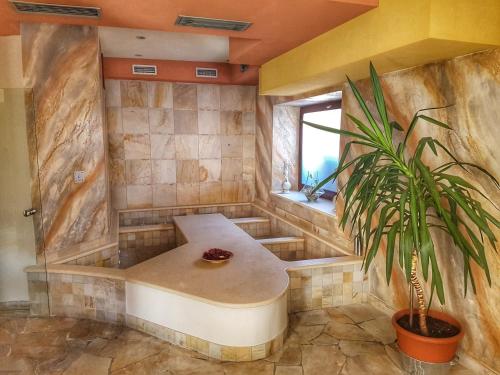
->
xmin=301 ymin=108 xmax=341 ymax=192
xmin=0 ymin=88 xmax=48 ymax=316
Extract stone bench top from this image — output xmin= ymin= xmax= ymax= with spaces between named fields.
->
xmin=125 ymin=214 xmax=290 ymax=307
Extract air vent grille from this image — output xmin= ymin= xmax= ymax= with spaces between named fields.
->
xmin=10 ymin=1 xmax=101 ymax=18
xmin=196 ymin=67 xmax=218 ymax=79
xmin=132 ymin=65 xmax=158 ymax=76
xmin=175 ymin=15 xmax=251 ymax=32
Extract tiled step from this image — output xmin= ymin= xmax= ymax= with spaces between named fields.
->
xmin=256 ymin=236 xmax=304 ymax=245
xmin=230 ymin=217 xmax=271 ymax=237
xmin=257 ymin=236 xmax=305 ymax=261
xmin=119 ymin=223 xmax=175 ymax=234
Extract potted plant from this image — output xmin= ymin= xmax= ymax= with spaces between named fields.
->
xmin=306 ymin=63 xmax=499 ymax=363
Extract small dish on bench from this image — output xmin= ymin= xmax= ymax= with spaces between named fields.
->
xmin=202 ymin=248 xmax=233 ymax=264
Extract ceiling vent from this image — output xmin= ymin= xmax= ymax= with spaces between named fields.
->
xmin=175 ymin=15 xmax=251 ymax=32
xmin=10 ymin=1 xmax=101 ymax=18
xmin=196 ymin=67 xmax=218 ymax=79
xmin=132 ymin=64 xmax=158 ymax=76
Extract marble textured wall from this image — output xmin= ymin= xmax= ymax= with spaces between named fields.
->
xmin=21 ymin=24 xmax=109 ymax=259
xmin=341 ymin=49 xmax=500 ymax=371
xmin=272 ymin=105 xmax=300 ymax=191
xmin=106 ymin=80 xmax=256 ymax=208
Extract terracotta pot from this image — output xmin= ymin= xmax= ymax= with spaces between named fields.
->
xmin=392 ymin=309 xmax=464 ymax=363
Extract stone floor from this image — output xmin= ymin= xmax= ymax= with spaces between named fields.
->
xmin=0 ymin=303 xmax=474 ymax=374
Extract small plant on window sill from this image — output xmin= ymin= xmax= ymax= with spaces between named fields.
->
xmin=301 ymin=171 xmax=325 ymax=202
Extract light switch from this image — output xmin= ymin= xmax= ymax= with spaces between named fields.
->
xmin=74 ymin=171 xmax=86 ymax=184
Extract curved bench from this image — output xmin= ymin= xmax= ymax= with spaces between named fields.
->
xmin=124 ymin=213 xmax=289 ymax=361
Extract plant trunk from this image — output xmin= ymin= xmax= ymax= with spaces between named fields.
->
xmin=410 ymin=250 xmax=429 ymax=336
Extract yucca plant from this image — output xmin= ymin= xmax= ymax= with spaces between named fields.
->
xmin=306 ymin=63 xmax=499 ymax=335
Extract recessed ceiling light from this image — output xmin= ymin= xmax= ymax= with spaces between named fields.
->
xmin=134 ymin=54 xmax=143 ymax=57
xmin=136 ymin=35 xmax=146 ymax=40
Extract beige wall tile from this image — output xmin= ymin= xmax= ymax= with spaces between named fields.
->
xmin=175 ymin=135 xmax=198 ymax=160
xmin=127 ymin=185 xmax=152 ymax=208
xmin=105 ymin=80 xmax=121 ymax=107
xmin=176 ymin=183 xmax=200 ymax=205
xmin=220 ymin=85 xmax=242 ymax=111
xmin=242 ymin=112 xmax=256 ymax=135
xmin=125 ymin=159 xmax=151 ymax=184
xmin=242 ymin=158 xmax=255 ymax=181
xmin=222 ymin=181 xmax=238 ymax=203
xmin=123 ymin=134 xmax=150 ymax=159
xmin=200 ymin=182 xmax=222 ymax=204
xmin=109 ymin=159 xmax=126 ymax=186
xmin=108 ymin=133 xmax=124 ymax=159
xmin=148 ymin=82 xmax=173 ymax=108
xmin=121 ymin=80 xmax=148 ymax=107
xmin=173 ymin=83 xmax=197 ymax=110
xmin=198 ymin=110 xmax=220 ymax=134
xmin=152 ymin=183 xmax=176 ymax=206
xmin=106 ymin=107 xmax=122 ymax=134
xmin=122 ymin=108 xmax=149 ymax=134
xmin=152 ymin=159 xmax=176 ymax=184
xmin=149 ymin=108 xmax=174 ymax=134
xmin=242 ymin=135 xmax=255 ymax=158
xmin=174 ymin=110 xmax=198 ymax=134
xmin=221 ymin=111 xmax=243 ymax=135
xmin=199 ymin=159 xmax=221 ymax=182
xmin=240 ymin=86 xmax=256 ymax=112
xmin=197 ymin=84 xmax=220 ymax=110
xmin=199 ymin=135 xmax=221 ymax=159
xmin=110 ymin=186 xmax=127 ymax=209
xmin=151 ymin=134 xmax=175 ymax=159
xmin=221 ymin=135 xmax=243 ymax=158
xmin=221 ymin=158 xmax=242 ymax=181
xmin=176 ymin=160 xmax=199 ymax=183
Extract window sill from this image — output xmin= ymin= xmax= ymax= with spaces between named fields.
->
xmin=270 ymin=190 xmax=336 ymax=218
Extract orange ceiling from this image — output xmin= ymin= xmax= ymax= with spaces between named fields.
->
xmin=0 ymin=0 xmax=378 ymax=65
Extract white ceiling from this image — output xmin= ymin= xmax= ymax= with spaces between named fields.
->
xmin=98 ymin=26 xmax=229 ymax=62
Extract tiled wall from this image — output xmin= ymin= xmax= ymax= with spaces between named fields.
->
xmin=119 ymin=229 xmax=176 ymax=268
xmin=63 ymin=245 xmax=119 ymax=268
xmin=287 ymin=263 xmax=367 ymax=313
xmin=263 ymin=241 xmax=305 ymax=261
xmin=105 ymin=80 xmax=257 ymax=209
xmin=28 ymin=272 xmax=125 ymax=323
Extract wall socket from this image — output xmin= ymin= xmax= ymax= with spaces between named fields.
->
xmin=74 ymin=171 xmax=86 ymax=184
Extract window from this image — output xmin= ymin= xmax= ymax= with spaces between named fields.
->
xmin=299 ymin=101 xmax=342 ymax=199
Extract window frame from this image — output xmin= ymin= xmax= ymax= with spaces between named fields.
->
xmin=298 ymin=100 xmax=342 ymax=201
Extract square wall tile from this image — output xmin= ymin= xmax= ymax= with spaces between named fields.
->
xmin=152 ymin=184 xmax=176 ymax=206
xmin=221 ymin=111 xmax=243 ymax=135
xmin=151 ymin=134 xmax=175 ymax=159
xmin=106 ymin=107 xmax=122 ymax=134
xmin=148 ymin=82 xmax=173 ymax=108
xmin=109 ymin=159 xmax=126 ymax=186
xmin=200 ymin=182 xmax=222 ymax=204
xmin=121 ymin=81 xmax=148 ymax=107
xmin=175 ymin=135 xmax=198 ymax=160
xmin=221 ymin=135 xmax=243 ymax=158
xmin=197 ymin=84 xmax=220 ymax=110
xmin=149 ymin=109 xmax=174 ymax=134
xmin=173 ymin=83 xmax=197 ymax=110
xmin=125 ymin=160 xmax=151 ymax=185
xmin=199 ymin=135 xmax=221 ymax=159
xmin=199 ymin=159 xmax=221 ymax=182
xmin=108 ymin=133 xmax=124 ymax=159
xmin=242 ymin=158 xmax=255 ymax=181
xmin=198 ymin=110 xmax=220 ymax=134
xmin=176 ymin=183 xmax=200 ymax=205
xmin=122 ymin=108 xmax=149 ymax=134
xmin=152 ymin=160 xmax=176 ymax=184
xmin=222 ymin=181 xmax=239 ymax=203
xmin=242 ymin=112 xmax=256 ymax=134
xmin=221 ymin=158 xmax=242 ymax=181
xmin=174 ymin=110 xmax=198 ymax=134
xmin=242 ymin=135 xmax=255 ymax=158
xmin=105 ymin=80 xmax=121 ymax=107
xmin=111 ymin=186 xmax=127 ymax=209
xmin=176 ymin=160 xmax=199 ymax=183
xmin=127 ymin=185 xmax=152 ymax=208
xmin=124 ymin=134 xmax=150 ymax=159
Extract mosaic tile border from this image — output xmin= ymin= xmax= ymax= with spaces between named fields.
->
xmin=126 ymin=314 xmax=286 ymax=362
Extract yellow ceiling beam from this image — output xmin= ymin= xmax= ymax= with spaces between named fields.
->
xmin=259 ymin=0 xmax=500 ymax=96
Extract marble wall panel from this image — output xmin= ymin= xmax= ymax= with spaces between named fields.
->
xmin=341 ymin=49 xmax=500 ymax=371
xmin=22 ymin=23 xmax=109 ymax=259
xmin=106 ymin=81 xmax=256 ymax=208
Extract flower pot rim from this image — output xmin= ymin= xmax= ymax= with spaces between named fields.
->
xmin=392 ymin=308 xmax=464 ymax=344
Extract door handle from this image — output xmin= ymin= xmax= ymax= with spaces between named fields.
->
xmin=23 ymin=208 xmax=37 ymax=217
